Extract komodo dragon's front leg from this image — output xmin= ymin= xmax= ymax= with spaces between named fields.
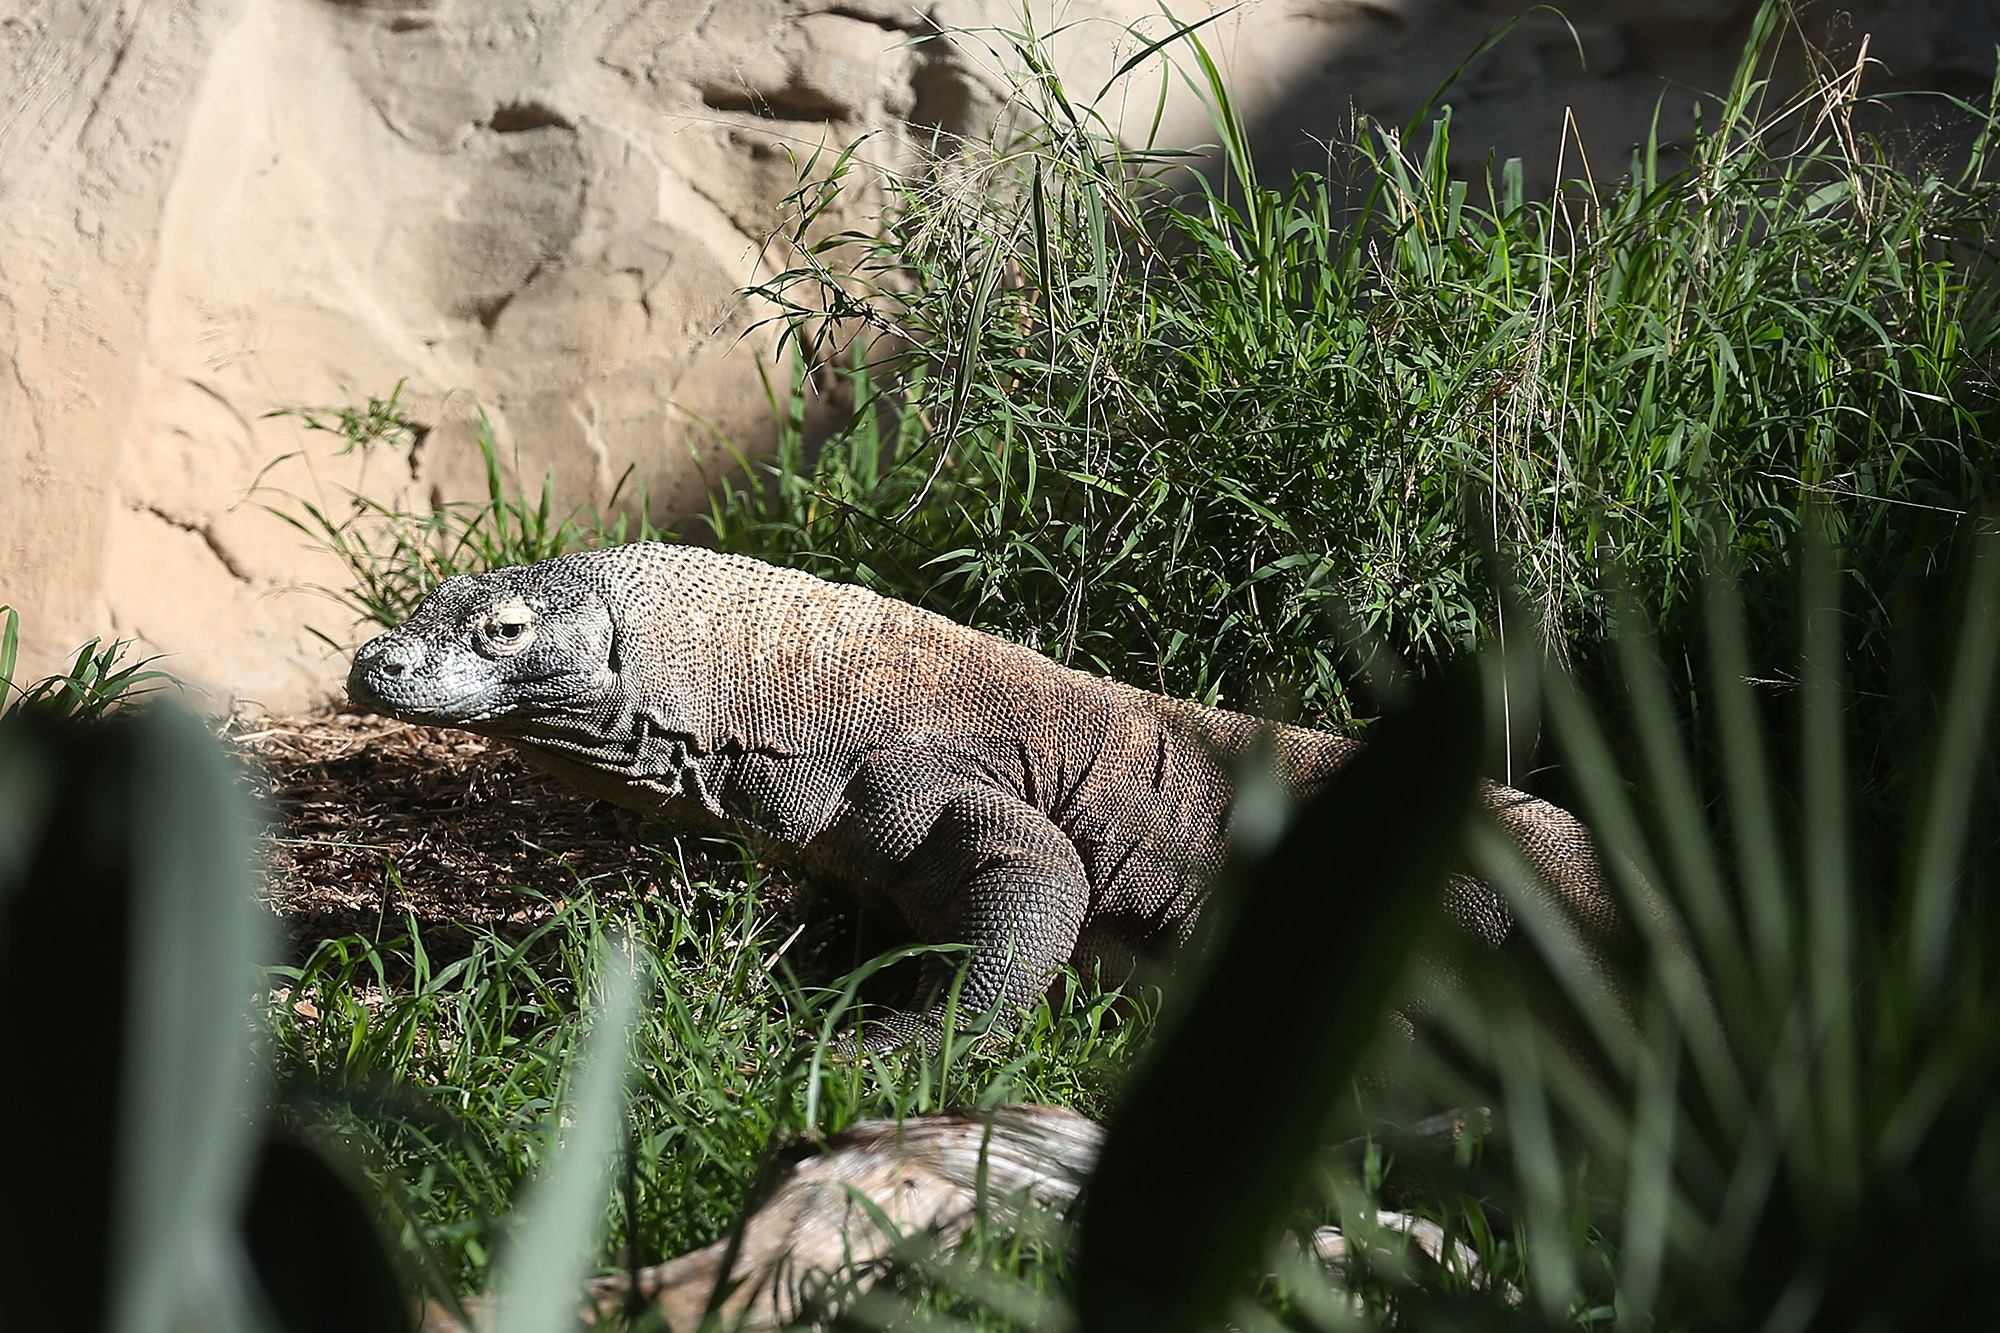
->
xmin=816 ymin=754 xmax=1091 ymax=1046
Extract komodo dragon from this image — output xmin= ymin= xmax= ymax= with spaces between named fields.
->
xmin=347 ymin=542 xmax=1609 ymax=1041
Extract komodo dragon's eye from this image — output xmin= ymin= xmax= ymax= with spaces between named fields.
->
xmin=478 ymin=601 xmax=538 ymax=655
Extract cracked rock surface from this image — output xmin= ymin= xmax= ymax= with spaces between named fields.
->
xmin=1 ymin=0 xmax=1988 ymax=710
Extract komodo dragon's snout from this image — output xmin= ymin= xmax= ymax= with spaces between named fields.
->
xmin=347 ymin=542 xmax=1615 ymax=1049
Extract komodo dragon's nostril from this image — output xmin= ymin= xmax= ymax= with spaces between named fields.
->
xmin=359 ymin=639 xmax=420 ymax=680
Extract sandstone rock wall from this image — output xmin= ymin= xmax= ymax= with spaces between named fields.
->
xmin=1 ymin=0 xmax=1990 ymax=710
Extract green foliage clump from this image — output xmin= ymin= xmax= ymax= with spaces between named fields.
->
xmin=1409 ymin=530 xmax=2000 ymax=1331
xmin=0 ymin=605 xmax=176 ymax=721
xmin=261 ymin=380 xmax=668 ymax=636
xmin=719 ymin=5 xmax=2000 ymax=726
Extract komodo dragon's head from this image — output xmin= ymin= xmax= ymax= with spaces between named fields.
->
xmin=346 ymin=558 xmax=622 ymax=733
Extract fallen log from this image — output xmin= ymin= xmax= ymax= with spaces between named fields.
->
xmin=420 ymin=1103 xmax=1484 ymax=1330
xmin=422 ymin=1104 xmax=1101 ymax=1332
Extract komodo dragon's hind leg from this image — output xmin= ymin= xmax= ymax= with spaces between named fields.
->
xmin=852 ymin=784 xmax=1091 ymax=1052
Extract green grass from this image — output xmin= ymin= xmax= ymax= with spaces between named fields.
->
xmin=0 ymin=605 xmax=177 ymax=721
xmin=262 ymin=860 xmax=1152 ymax=1306
xmin=259 ymin=381 xmax=670 ymax=638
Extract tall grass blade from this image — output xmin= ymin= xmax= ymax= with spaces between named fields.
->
xmin=1797 ymin=516 xmax=1858 ymax=1190
xmin=1076 ymin=669 xmax=1480 ymax=1333
xmin=1092 ymin=4 xmax=1237 ymax=100
xmin=490 ymin=939 xmax=643 ymax=1333
xmin=1495 ymin=1005 xmax=1577 ymax=1321
xmin=1703 ymin=568 xmax=1794 ymax=1016
xmin=1907 ymin=532 xmax=2000 ymax=1007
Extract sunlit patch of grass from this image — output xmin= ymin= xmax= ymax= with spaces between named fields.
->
xmin=0 ymin=604 xmax=178 ymax=720
xmin=262 ymin=863 xmax=1153 ymax=1302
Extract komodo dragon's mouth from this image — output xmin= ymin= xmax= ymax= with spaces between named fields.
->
xmin=346 ymin=673 xmax=510 ymax=726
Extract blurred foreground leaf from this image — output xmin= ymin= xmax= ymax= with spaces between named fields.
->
xmin=0 ymin=706 xmax=268 ymax=1332
xmin=1075 ymin=668 xmax=1482 ymax=1333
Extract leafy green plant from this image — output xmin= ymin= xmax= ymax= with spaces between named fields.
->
xmin=1396 ymin=524 xmax=2000 ymax=1330
xmin=260 ymin=381 xmax=669 ymax=634
xmin=721 ymin=1 xmax=2000 ymax=730
xmin=0 ymin=605 xmax=177 ymax=721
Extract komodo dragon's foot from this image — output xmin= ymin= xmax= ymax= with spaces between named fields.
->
xmin=833 ymin=1005 xmax=1017 ymax=1058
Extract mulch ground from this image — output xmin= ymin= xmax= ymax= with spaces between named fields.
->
xmin=228 ymin=712 xmax=797 ymax=967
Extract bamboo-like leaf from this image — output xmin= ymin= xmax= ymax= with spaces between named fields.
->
xmin=1617 ymin=980 xmax=1683 ymax=1329
xmin=1613 ymin=597 xmax=1753 ymax=1121
xmin=1494 ymin=1003 xmax=1576 ymax=1321
xmin=490 ymin=940 xmax=643 ymax=1333
xmin=1907 ymin=533 xmax=2000 ymax=1007
xmin=1075 ymin=669 xmax=1480 ymax=1333
xmin=1701 ymin=1004 xmax=1813 ymax=1275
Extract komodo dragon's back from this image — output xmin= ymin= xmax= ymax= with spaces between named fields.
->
xmin=349 ymin=542 xmax=1608 ymax=1039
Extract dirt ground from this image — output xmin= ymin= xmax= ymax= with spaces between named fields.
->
xmin=225 ymin=711 xmax=898 ymax=991
xmin=231 ymin=712 xmax=745 ymax=961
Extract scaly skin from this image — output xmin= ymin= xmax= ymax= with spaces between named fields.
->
xmin=348 ymin=543 xmax=1608 ymax=1040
